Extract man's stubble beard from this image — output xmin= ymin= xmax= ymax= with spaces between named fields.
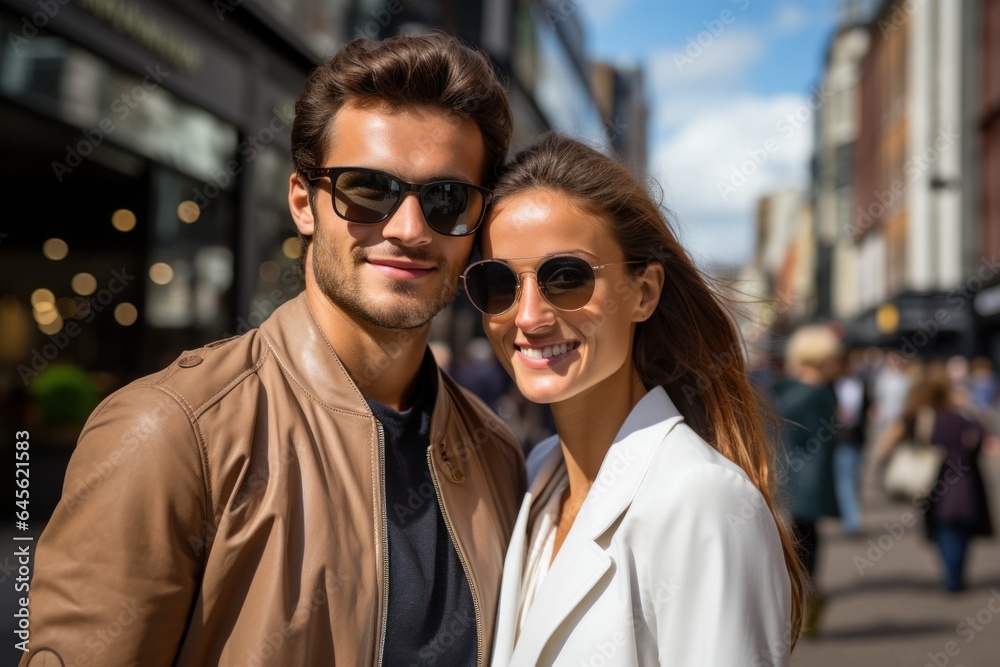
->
xmin=310 ymin=223 xmax=460 ymax=331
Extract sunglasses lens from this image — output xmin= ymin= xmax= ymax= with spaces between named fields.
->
xmin=421 ymin=183 xmax=484 ymax=236
xmin=333 ymin=170 xmax=400 ymax=223
xmin=538 ymin=257 xmax=595 ymax=310
xmin=465 ymin=262 xmax=518 ymax=315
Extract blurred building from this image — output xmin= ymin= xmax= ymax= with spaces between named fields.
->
xmin=591 ymin=61 xmax=649 ymax=171
xmin=810 ymin=15 xmax=869 ymax=323
xmin=743 ymin=188 xmax=813 ymax=355
xmin=836 ymin=0 xmax=980 ymax=356
xmin=0 ymin=0 xmax=614 ymax=418
xmin=974 ymin=0 xmax=1000 ymax=360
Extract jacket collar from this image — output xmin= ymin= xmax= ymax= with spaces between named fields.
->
xmin=258 ymin=293 xmax=450 ymax=438
xmin=528 ymin=385 xmax=685 ymax=539
xmin=506 ymin=386 xmax=685 ymax=665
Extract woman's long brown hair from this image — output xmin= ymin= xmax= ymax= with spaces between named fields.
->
xmin=492 ymin=132 xmax=806 ymax=647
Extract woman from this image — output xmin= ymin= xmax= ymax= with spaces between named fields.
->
xmin=463 ymin=134 xmax=805 ymax=666
xmin=876 ymin=364 xmax=994 ymax=592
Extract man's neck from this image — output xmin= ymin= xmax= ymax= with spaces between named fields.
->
xmin=303 ymin=280 xmax=430 ymax=412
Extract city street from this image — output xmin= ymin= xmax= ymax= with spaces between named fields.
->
xmin=792 ymin=451 xmax=1000 ymax=666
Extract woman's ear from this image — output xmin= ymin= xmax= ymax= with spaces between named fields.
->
xmin=633 ymin=262 xmax=665 ymax=322
xmin=288 ymin=172 xmax=316 ymax=236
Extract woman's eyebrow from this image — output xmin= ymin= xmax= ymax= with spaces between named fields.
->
xmin=489 ymin=249 xmax=600 ymax=262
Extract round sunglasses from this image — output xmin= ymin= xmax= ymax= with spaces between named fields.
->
xmin=301 ymin=167 xmax=493 ymax=237
xmin=462 ymin=255 xmax=646 ymax=316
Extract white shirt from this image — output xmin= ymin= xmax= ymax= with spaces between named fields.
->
xmin=515 ymin=462 xmax=568 ymax=642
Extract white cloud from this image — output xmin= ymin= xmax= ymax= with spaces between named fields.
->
xmin=650 ymin=30 xmax=764 ymax=88
xmin=771 ymin=3 xmax=808 ymax=34
xmin=649 ymin=94 xmax=814 ymax=267
xmin=578 ymin=0 xmax=636 ymax=26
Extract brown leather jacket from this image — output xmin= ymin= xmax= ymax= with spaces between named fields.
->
xmin=21 ymin=293 xmax=525 ymax=667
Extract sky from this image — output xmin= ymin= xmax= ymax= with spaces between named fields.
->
xmin=578 ymin=0 xmax=841 ymax=269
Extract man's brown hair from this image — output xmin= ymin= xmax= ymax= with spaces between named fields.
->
xmin=291 ymin=32 xmax=512 ymax=188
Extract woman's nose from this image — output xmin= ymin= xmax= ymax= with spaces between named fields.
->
xmin=514 ymin=275 xmax=556 ymax=332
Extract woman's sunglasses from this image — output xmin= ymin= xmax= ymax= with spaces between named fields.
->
xmin=462 ymin=255 xmax=646 ymax=316
xmin=300 ymin=167 xmax=493 ymax=237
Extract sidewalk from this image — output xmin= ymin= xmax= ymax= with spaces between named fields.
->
xmin=791 ymin=451 xmax=1000 ymax=666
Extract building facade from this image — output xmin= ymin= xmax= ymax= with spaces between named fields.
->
xmin=845 ymin=0 xmax=978 ymax=356
xmin=812 ymin=21 xmax=869 ymax=323
xmin=974 ymin=0 xmax=1000 ymax=360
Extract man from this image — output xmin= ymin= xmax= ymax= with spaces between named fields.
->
xmin=21 ymin=33 xmax=524 ymax=666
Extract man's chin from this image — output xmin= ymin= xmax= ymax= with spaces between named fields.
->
xmin=346 ymin=293 xmax=451 ymax=331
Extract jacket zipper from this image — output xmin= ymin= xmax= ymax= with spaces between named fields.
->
xmin=376 ymin=421 xmax=389 ymax=667
xmin=427 ymin=446 xmax=483 ymax=666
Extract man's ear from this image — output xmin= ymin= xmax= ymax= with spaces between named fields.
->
xmin=289 ymin=172 xmax=316 ymax=236
xmin=633 ymin=262 xmax=665 ymax=322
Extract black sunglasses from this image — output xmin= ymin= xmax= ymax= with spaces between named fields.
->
xmin=301 ymin=167 xmax=493 ymax=237
xmin=462 ymin=255 xmax=646 ymax=316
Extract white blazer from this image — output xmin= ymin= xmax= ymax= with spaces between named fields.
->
xmin=491 ymin=387 xmax=791 ymax=666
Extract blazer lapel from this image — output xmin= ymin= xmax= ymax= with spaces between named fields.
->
xmin=511 ymin=387 xmax=686 ymax=665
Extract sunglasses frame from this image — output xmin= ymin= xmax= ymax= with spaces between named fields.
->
xmin=300 ymin=166 xmax=494 ymax=237
xmin=462 ymin=255 xmax=647 ymax=316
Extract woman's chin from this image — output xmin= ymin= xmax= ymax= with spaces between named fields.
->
xmin=514 ymin=380 xmax=576 ymax=406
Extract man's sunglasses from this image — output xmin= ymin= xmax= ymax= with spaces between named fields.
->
xmin=301 ymin=167 xmax=493 ymax=237
xmin=462 ymin=255 xmax=646 ymax=316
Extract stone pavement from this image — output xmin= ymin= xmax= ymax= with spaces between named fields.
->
xmin=791 ymin=450 xmax=1000 ymax=667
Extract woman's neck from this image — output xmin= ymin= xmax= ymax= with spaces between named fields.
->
xmin=550 ymin=362 xmax=650 ymax=503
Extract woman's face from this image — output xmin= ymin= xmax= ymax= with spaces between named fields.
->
xmin=478 ymin=189 xmax=654 ymax=405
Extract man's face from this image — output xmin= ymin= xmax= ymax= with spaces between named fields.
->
xmin=293 ymin=103 xmax=485 ymax=330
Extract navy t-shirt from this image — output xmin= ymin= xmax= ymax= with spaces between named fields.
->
xmin=366 ymin=355 xmax=477 ymax=666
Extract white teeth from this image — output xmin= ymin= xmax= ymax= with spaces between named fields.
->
xmin=519 ymin=343 xmax=576 ymax=359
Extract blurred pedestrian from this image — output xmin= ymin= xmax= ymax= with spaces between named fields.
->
xmin=774 ymin=324 xmax=841 ymax=637
xmin=876 ymin=365 xmax=994 ymax=592
xmin=968 ymin=356 xmax=998 ymax=412
xmin=872 ymin=348 xmax=911 ymax=439
xmin=833 ymin=349 xmax=870 ymax=535
xmin=452 ymin=336 xmax=509 ymax=408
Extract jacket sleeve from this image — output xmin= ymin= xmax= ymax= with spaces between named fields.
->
xmin=646 ymin=464 xmax=792 ymax=667
xmin=20 ymin=386 xmax=208 ymax=667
